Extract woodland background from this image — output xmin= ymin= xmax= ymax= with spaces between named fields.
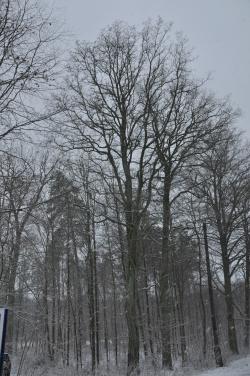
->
xmin=0 ymin=1 xmax=249 ymax=375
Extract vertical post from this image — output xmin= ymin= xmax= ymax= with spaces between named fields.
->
xmin=203 ymin=222 xmax=223 ymax=367
xmin=0 ymin=308 xmax=8 ymax=376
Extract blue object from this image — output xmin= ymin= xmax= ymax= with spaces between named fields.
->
xmin=0 ymin=309 xmax=8 ymax=376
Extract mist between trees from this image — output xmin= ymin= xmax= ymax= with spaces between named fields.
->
xmin=0 ymin=1 xmax=249 ymax=375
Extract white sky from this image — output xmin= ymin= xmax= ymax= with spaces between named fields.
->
xmin=50 ymin=0 xmax=250 ymax=138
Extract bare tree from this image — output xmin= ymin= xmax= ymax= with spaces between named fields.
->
xmin=0 ymin=149 xmax=57 ymax=350
xmin=150 ymin=37 xmax=236 ymax=368
xmin=0 ymin=0 xmax=59 ymax=142
xmin=55 ymin=20 xmax=173 ymax=375
xmin=189 ymin=129 xmax=250 ymax=354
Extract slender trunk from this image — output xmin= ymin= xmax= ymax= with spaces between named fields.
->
xmin=171 ymin=298 xmax=178 ymax=360
xmin=70 ymin=209 xmax=84 ymax=368
xmin=219 ymin=234 xmax=238 ymax=354
xmin=244 ymin=219 xmax=250 ymax=348
xmin=175 ymin=285 xmax=187 ymax=366
xmin=44 ymin=242 xmax=53 ymax=360
xmin=92 ymin=217 xmax=100 ymax=366
xmin=102 ymin=276 xmax=109 ymax=366
xmin=51 ymin=231 xmax=56 ymax=361
xmin=70 ymin=302 xmax=79 ymax=368
xmin=143 ymin=253 xmax=155 ymax=362
xmin=159 ymin=172 xmax=172 ymax=369
xmin=198 ymin=240 xmax=207 ymax=360
xmin=114 ymin=195 xmax=127 ymax=278
xmin=153 ymin=268 xmax=161 ymax=354
xmin=66 ymin=242 xmax=70 ymax=367
xmin=7 ymin=233 xmax=21 ymax=353
xmin=178 ymin=304 xmax=187 ymax=366
xmin=137 ymin=289 xmax=148 ymax=359
xmin=107 ymin=228 xmax=118 ymax=366
xmin=203 ymin=222 xmax=223 ymax=367
xmin=126 ymin=218 xmax=140 ymax=376
xmin=86 ymin=206 xmax=96 ymax=373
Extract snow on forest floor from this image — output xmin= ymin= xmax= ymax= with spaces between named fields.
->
xmin=11 ymin=356 xmax=250 ymax=376
xmin=151 ymin=357 xmax=250 ymax=376
xmin=196 ymin=357 xmax=250 ymax=376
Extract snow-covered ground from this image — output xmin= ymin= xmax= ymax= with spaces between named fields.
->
xmin=197 ymin=357 xmax=250 ymax=376
xmin=10 ymin=356 xmax=250 ymax=376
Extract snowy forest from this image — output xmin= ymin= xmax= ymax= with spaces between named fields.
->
xmin=0 ymin=1 xmax=250 ymax=375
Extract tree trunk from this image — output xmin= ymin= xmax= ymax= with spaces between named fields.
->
xmin=203 ymin=222 xmax=223 ymax=367
xmin=107 ymin=227 xmax=118 ymax=366
xmin=43 ymin=241 xmax=53 ymax=360
xmin=51 ymin=231 xmax=56 ymax=361
xmin=197 ymin=237 xmax=207 ymax=361
xmin=176 ymin=291 xmax=187 ymax=366
xmin=102 ymin=277 xmax=109 ymax=366
xmin=244 ymin=218 xmax=250 ymax=348
xmin=92 ymin=217 xmax=100 ymax=366
xmin=86 ymin=206 xmax=96 ymax=373
xmin=159 ymin=173 xmax=172 ymax=369
xmin=126 ymin=220 xmax=140 ymax=376
xmin=143 ymin=253 xmax=155 ymax=363
xmin=6 ymin=233 xmax=21 ymax=353
xmin=137 ymin=289 xmax=148 ymax=359
xmin=66 ymin=242 xmax=71 ymax=367
xmin=219 ymin=234 xmax=238 ymax=354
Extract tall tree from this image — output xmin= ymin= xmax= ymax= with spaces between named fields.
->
xmin=150 ymin=38 xmax=236 ymax=367
xmin=190 ymin=130 xmax=250 ymax=354
xmin=56 ymin=21 xmax=171 ymax=375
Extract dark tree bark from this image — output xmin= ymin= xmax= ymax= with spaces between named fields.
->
xmin=143 ymin=250 xmax=155 ymax=363
xmin=86 ymin=203 xmax=96 ymax=372
xmin=243 ymin=211 xmax=250 ymax=348
xmin=159 ymin=172 xmax=173 ymax=369
xmin=203 ymin=222 xmax=223 ymax=367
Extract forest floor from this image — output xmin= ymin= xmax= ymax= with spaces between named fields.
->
xmin=10 ymin=356 xmax=250 ymax=376
xmin=197 ymin=356 xmax=250 ymax=376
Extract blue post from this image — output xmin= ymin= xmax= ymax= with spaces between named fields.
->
xmin=0 ymin=309 xmax=8 ymax=376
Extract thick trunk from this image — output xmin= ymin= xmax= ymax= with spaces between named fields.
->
xmin=159 ymin=173 xmax=172 ymax=369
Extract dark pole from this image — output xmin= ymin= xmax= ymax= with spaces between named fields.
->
xmin=0 ymin=309 xmax=8 ymax=376
xmin=203 ymin=222 xmax=223 ymax=367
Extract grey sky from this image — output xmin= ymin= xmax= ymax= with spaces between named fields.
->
xmin=51 ymin=0 xmax=250 ymax=138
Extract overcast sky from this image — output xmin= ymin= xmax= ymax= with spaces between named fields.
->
xmin=51 ymin=0 xmax=250 ymax=138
